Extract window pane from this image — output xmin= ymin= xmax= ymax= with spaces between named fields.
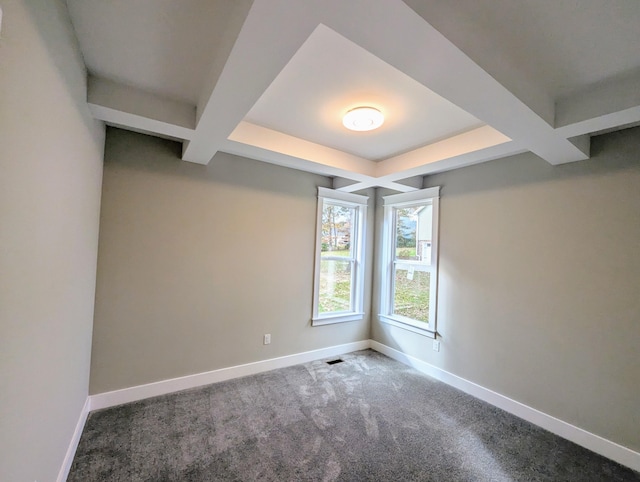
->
xmin=395 ymin=204 xmax=432 ymax=264
xmin=319 ymin=259 xmax=352 ymax=313
xmin=393 ymin=266 xmax=430 ymax=323
xmin=321 ymin=204 xmax=354 ymax=258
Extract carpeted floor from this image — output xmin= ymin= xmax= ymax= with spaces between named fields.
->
xmin=68 ymin=350 xmax=640 ymax=481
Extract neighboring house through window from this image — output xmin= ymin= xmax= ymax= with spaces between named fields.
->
xmin=312 ymin=187 xmax=367 ymax=325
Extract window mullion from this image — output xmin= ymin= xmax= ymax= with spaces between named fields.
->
xmin=322 ymin=256 xmax=355 ymax=262
xmin=350 ymin=258 xmax=356 ymax=312
xmin=389 ymin=208 xmax=398 ymax=315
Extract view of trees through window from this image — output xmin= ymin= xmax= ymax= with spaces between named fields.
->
xmin=321 ymin=204 xmax=353 ymax=253
xmin=392 ymin=204 xmax=432 ymax=323
xmin=319 ymin=203 xmax=355 ymax=314
xmin=313 ymin=188 xmax=437 ymax=328
xmin=395 ymin=207 xmax=418 ymax=259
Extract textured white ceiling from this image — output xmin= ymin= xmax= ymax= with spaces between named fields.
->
xmin=244 ymin=26 xmax=483 ymax=161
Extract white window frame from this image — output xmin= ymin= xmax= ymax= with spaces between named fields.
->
xmin=312 ymin=187 xmax=368 ymax=326
xmin=379 ymin=187 xmax=440 ymax=338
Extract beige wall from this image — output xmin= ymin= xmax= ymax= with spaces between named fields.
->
xmin=372 ymin=127 xmax=640 ymax=452
xmin=0 ymin=1 xmax=105 ymax=481
xmin=90 ymin=129 xmax=372 ymax=394
xmin=1 ymin=2 xmax=637 ymax=477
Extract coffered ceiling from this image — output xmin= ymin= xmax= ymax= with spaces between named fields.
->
xmin=66 ymin=0 xmax=640 ymax=192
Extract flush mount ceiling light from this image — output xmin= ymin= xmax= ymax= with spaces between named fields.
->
xmin=342 ymin=106 xmax=384 ymax=132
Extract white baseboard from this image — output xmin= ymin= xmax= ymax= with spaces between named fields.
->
xmin=57 ymin=396 xmax=90 ymax=482
xmin=370 ymin=340 xmax=640 ymax=473
xmin=75 ymin=338 xmax=639 ymax=475
xmin=89 ymin=340 xmax=370 ymax=411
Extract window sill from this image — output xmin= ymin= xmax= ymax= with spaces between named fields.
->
xmin=312 ymin=312 xmax=365 ymax=326
xmin=378 ymin=314 xmax=436 ymax=338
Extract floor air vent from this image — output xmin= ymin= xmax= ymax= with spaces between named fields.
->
xmin=326 ymin=359 xmax=344 ymax=365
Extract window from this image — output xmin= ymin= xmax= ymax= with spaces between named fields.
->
xmin=312 ymin=187 xmax=367 ymax=325
xmin=379 ymin=187 xmax=440 ymax=337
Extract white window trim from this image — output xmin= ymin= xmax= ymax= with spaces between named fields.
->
xmin=312 ymin=187 xmax=368 ymax=326
xmin=379 ymin=187 xmax=440 ymax=338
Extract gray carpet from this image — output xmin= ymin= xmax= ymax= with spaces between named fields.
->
xmin=68 ymin=350 xmax=639 ymax=481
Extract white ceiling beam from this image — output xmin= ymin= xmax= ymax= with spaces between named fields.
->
xmin=226 ymin=122 xmax=522 ymax=194
xmin=223 ymin=122 xmax=421 ymax=193
xmin=568 ymin=135 xmax=591 ymax=159
xmin=226 ymin=122 xmax=376 ymax=178
xmin=338 ymin=140 xmax=525 ymax=194
xmin=221 ymin=139 xmax=372 ymax=181
xmin=87 ymin=76 xmax=196 ymax=140
xmin=375 ymin=126 xmax=510 ymax=178
xmin=385 ymin=140 xmax=526 ymax=179
xmin=182 ymin=0 xmax=323 ymax=165
xmin=82 ymin=1 xmax=640 ymax=184
xmin=555 ymin=70 xmax=640 ymax=138
xmin=392 ymin=176 xmax=424 ymax=190
xmin=559 ymin=106 xmax=640 ymax=140
xmin=183 ymin=0 xmax=590 ymax=168
xmin=375 ymin=180 xmax=421 ymax=193
xmin=332 ymin=177 xmax=360 ymax=191
xmin=195 ymin=0 xmax=255 ymax=125
xmin=330 ymin=176 xmax=417 ymax=193
xmin=401 ymin=0 xmax=556 ymax=128
xmin=318 ymin=0 xmax=586 ymax=166
xmin=335 ymin=179 xmax=401 ymax=193
xmin=89 ymin=104 xmax=196 ymax=142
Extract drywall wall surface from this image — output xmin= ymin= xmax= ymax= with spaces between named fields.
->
xmin=0 ymin=1 xmax=105 ymax=481
xmin=372 ymin=127 xmax=640 ymax=451
xmin=90 ymin=128 xmax=371 ymax=394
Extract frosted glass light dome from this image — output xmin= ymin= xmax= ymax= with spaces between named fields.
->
xmin=342 ymin=107 xmax=384 ymax=131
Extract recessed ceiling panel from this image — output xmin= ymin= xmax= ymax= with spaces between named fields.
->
xmin=244 ymin=25 xmax=484 ymax=161
xmin=403 ymin=0 xmax=640 ymax=99
xmin=67 ymin=0 xmax=252 ymax=104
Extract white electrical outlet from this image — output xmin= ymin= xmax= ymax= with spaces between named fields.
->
xmin=263 ymin=333 xmax=271 ymax=345
xmin=432 ymin=340 xmax=441 ymax=352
